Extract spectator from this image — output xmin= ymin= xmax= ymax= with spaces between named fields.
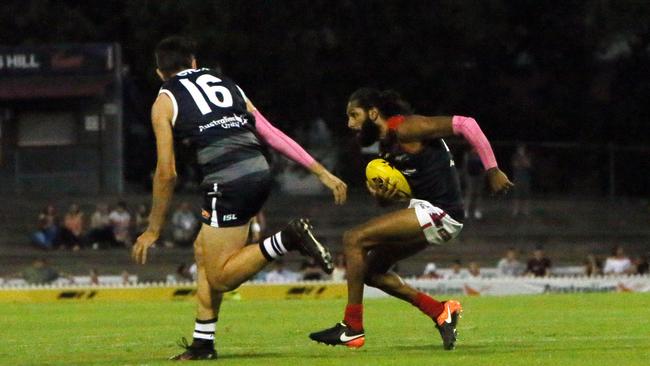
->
xmin=463 ymin=148 xmax=485 ymax=220
xmin=497 ymin=248 xmax=525 ymax=276
xmin=58 ymin=203 xmax=84 ymax=251
xmin=171 ymin=201 xmax=199 ymax=247
xmin=31 ymin=204 xmax=59 ymax=250
xmin=525 ymin=247 xmax=552 ymax=277
xmin=584 ymin=254 xmax=602 ymax=277
xmin=511 ymin=143 xmax=532 ymax=217
xmin=247 ymin=211 xmax=267 ymax=244
xmin=264 ymin=260 xmax=298 ymax=283
xmin=121 ymin=270 xmax=133 ymax=285
xmin=134 ymin=203 xmax=150 ymax=237
xmin=301 ymin=258 xmax=325 ymax=281
xmin=446 ymin=259 xmax=468 ymax=279
xmin=468 ymin=261 xmax=481 ymax=277
xmin=635 ymin=255 xmax=649 ymax=275
xmin=109 ymin=201 xmax=132 ymax=246
xmin=89 ymin=268 xmax=100 ymax=285
xmin=174 ymin=263 xmax=194 ymax=282
xmin=331 ymin=252 xmax=346 ymax=281
xmin=87 ymin=203 xmax=116 ymax=249
xmin=421 ymin=261 xmax=441 ymax=279
xmin=22 ymin=258 xmax=59 ymax=284
xmin=603 ymin=245 xmax=633 ymax=275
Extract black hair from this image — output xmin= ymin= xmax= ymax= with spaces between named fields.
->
xmin=348 ymin=87 xmax=413 ymax=117
xmin=155 ymin=36 xmax=197 ymax=74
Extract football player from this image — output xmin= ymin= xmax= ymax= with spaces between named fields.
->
xmin=131 ymin=36 xmax=347 ymax=360
xmin=309 ymin=88 xmax=512 ymax=350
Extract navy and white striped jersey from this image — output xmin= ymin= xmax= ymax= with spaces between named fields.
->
xmin=159 ymin=68 xmax=269 ymax=188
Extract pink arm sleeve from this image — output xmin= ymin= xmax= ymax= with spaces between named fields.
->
xmin=252 ymin=109 xmax=315 ymax=168
xmin=452 ymin=115 xmax=498 ymax=170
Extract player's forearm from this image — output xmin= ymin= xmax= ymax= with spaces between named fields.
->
xmin=451 ymin=116 xmax=498 ymax=170
xmin=252 ymin=109 xmax=316 ymax=168
xmin=147 ymin=171 xmax=177 ymax=236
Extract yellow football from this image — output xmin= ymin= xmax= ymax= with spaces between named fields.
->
xmin=365 ymin=158 xmax=412 ymax=198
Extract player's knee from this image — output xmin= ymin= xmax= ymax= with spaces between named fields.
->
xmin=207 ymin=275 xmax=236 ymax=292
xmin=364 ymin=273 xmax=381 ymax=287
xmin=342 ymin=229 xmax=363 ymax=251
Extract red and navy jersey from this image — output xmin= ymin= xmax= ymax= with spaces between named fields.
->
xmin=159 ymin=68 xmax=269 ymax=189
xmin=380 ymin=116 xmax=464 ymax=221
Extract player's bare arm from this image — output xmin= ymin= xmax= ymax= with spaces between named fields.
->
xmin=132 ymin=93 xmax=177 ymax=264
xmin=245 ymin=99 xmax=348 ymax=204
xmin=397 ymin=114 xmax=513 ymax=194
xmin=395 ymin=115 xmax=455 ymax=142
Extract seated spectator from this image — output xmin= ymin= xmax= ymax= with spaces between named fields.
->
xmin=301 ymin=258 xmax=325 ymax=281
xmin=331 ymin=252 xmax=346 ymax=281
xmin=247 ymin=211 xmax=267 ymax=244
xmin=634 ymin=255 xmax=649 ymax=275
xmin=421 ymin=261 xmax=441 ymax=279
xmin=22 ymin=258 xmax=59 ymax=284
xmin=109 ymin=201 xmax=132 ymax=246
xmin=121 ymin=270 xmax=134 ymax=285
xmin=264 ymin=260 xmax=298 ymax=283
xmin=603 ymin=245 xmax=633 ymax=275
xmin=584 ymin=254 xmax=602 ymax=277
xmin=89 ymin=268 xmax=100 ymax=285
xmin=134 ymin=203 xmax=150 ymax=238
xmin=497 ymin=248 xmax=525 ymax=276
xmin=87 ymin=203 xmax=116 ymax=249
xmin=525 ymin=247 xmax=552 ymax=277
xmin=58 ymin=203 xmax=84 ymax=251
xmin=446 ymin=259 xmax=468 ymax=279
xmin=468 ymin=261 xmax=481 ymax=277
xmin=176 ymin=263 xmax=194 ymax=282
xmin=31 ymin=204 xmax=59 ymax=250
xmin=171 ymin=201 xmax=199 ymax=247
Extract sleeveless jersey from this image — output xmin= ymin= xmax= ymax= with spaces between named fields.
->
xmin=380 ymin=129 xmax=464 ymax=221
xmin=159 ymin=68 xmax=269 ymax=188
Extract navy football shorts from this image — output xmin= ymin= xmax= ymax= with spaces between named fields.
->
xmin=200 ymin=174 xmax=272 ymax=228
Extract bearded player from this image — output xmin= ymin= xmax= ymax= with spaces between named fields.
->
xmin=309 ymin=88 xmax=512 ymax=350
xmin=132 ymin=36 xmax=347 ymax=360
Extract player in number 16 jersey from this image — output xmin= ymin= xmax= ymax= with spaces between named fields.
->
xmin=131 ymin=36 xmax=347 ymax=361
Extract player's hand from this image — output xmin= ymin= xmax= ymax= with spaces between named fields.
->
xmin=367 ymin=179 xmax=408 ymax=202
xmin=317 ymin=169 xmax=348 ymax=205
xmin=131 ymin=230 xmax=158 ymax=264
xmin=487 ymin=167 xmax=514 ymax=194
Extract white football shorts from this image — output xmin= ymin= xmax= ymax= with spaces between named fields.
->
xmin=409 ymin=198 xmax=463 ymax=245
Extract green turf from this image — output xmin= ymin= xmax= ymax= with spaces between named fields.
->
xmin=1 ymin=293 xmax=649 ymax=365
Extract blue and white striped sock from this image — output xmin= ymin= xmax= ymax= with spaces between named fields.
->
xmin=193 ymin=318 xmax=216 ymax=345
xmin=259 ymin=232 xmax=288 ymax=261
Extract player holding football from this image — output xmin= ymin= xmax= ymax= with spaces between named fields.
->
xmin=131 ymin=36 xmax=347 ymax=360
xmin=309 ymin=88 xmax=513 ymax=350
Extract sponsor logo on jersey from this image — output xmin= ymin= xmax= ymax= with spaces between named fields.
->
xmin=198 ymin=114 xmax=249 ymax=132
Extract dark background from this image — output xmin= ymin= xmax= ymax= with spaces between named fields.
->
xmin=2 ymin=0 xmax=649 ymax=194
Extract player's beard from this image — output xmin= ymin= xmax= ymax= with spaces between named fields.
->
xmin=357 ymin=117 xmax=380 ymax=147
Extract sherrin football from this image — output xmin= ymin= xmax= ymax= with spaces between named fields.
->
xmin=365 ymin=158 xmax=412 ymax=198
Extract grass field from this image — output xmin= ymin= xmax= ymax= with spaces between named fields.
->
xmin=1 ymin=293 xmax=649 ymax=365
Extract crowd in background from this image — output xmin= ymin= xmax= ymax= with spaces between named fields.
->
xmin=30 ymin=200 xmax=201 ymax=251
xmin=420 ymin=245 xmax=649 ymax=280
